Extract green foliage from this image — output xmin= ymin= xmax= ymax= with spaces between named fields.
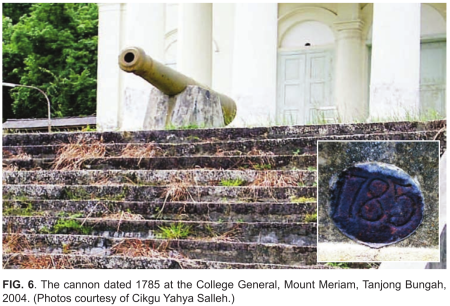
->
xmin=3 ymin=202 xmax=36 ymax=216
xmin=166 ymin=123 xmax=205 ymax=130
xmin=186 ymin=136 xmax=201 ymax=142
xmin=39 ymin=226 xmax=51 ymax=234
xmin=52 ymin=219 xmax=92 ymax=235
xmin=101 ymin=187 xmax=128 ymax=201
xmin=304 ymin=213 xmax=317 ymax=223
xmin=290 ymin=196 xmax=316 ymax=203
xmin=63 ymin=188 xmax=91 ymax=200
xmin=81 ymin=124 xmax=96 ymax=132
xmin=253 ymin=164 xmax=272 ymax=170
xmin=57 ymin=212 xmax=84 ymax=219
xmin=3 ymin=3 xmax=98 ymax=120
xmin=219 ymin=179 xmax=246 ymax=186
xmin=307 ymin=166 xmax=317 ymax=171
xmin=325 ymin=262 xmax=350 ymax=269
xmin=158 ymin=223 xmax=191 ymax=239
xmin=2 ymin=3 xmax=33 ymax=23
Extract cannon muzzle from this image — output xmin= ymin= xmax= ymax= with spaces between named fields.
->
xmin=119 ymin=47 xmax=236 ymax=125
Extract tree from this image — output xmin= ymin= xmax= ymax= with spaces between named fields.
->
xmin=2 ymin=3 xmax=98 ymax=121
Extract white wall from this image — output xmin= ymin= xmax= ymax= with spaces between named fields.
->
xmin=281 ymin=21 xmax=335 ymax=49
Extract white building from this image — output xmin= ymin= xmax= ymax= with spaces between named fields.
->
xmin=97 ymin=3 xmax=446 ymax=131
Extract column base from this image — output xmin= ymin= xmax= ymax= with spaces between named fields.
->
xmin=369 ymin=83 xmax=420 ymax=122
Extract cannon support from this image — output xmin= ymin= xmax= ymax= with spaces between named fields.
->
xmin=119 ymin=47 xmax=236 ymax=125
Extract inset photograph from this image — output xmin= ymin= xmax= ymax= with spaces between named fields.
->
xmin=317 ymin=141 xmax=440 ymax=262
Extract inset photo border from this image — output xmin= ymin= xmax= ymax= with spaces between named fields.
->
xmin=317 ymin=141 xmax=440 ymax=262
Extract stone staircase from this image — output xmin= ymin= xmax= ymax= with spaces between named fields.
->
xmin=2 ymin=120 xmax=446 ymax=269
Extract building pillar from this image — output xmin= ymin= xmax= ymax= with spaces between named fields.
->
xmin=334 ymin=4 xmax=366 ymax=122
xmin=177 ymin=3 xmax=212 ymax=86
xmin=231 ymin=3 xmax=278 ymax=126
xmin=369 ymin=3 xmax=421 ymax=121
xmin=97 ymin=3 xmax=124 ymax=131
xmin=121 ymin=3 xmax=166 ymax=131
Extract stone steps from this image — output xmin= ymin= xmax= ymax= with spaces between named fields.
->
xmin=3 ymin=120 xmax=445 ymax=146
xmin=3 ymin=155 xmax=315 ymax=171
xmin=2 ymin=119 xmax=445 ymax=269
xmin=3 ymin=200 xmax=316 ymax=222
xmin=3 ymin=216 xmax=316 ymax=246
xmin=3 ymin=184 xmax=316 ymax=202
xmin=2 ymin=169 xmax=316 ymax=186
xmin=3 ymin=233 xmax=317 ymax=266
xmin=3 ymin=130 xmax=444 ymax=159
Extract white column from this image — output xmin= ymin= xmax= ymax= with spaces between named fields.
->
xmin=177 ymin=3 xmax=212 ymax=86
xmin=369 ymin=3 xmax=421 ymax=121
xmin=97 ymin=3 xmax=124 ymax=132
xmin=121 ymin=3 xmax=166 ymax=131
xmin=334 ymin=4 xmax=366 ymax=123
xmin=124 ymin=3 xmax=165 ymax=61
xmin=231 ymin=3 xmax=278 ymax=126
xmin=212 ymin=4 xmax=235 ymax=95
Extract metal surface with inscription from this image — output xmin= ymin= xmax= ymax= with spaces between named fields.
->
xmin=329 ymin=162 xmax=424 ymax=248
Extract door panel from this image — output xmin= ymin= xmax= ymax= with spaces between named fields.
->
xmin=420 ymin=42 xmax=446 ymax=116
xmin=277 ymin=50 xmax=333 ymax=125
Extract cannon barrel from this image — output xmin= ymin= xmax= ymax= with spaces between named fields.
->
xmin=119 ymin=46 xmax=236 ymax=125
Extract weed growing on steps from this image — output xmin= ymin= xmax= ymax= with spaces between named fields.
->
xmin=203 ymin=224 xmax=241 ymax=242
xmin=186 ymin=136 xmax=201 ymax=142
xmin=110 ymin=239 xmax=186 ymax=260
xmin=290 ymin=196 xmax=316 ymax=203
xmin=52 ymin=219 xmax=92 ymax=235
xmin=157 ymin=223 xmax=191 ymax=239
xmin=2 ymin=235 xmax=82 ymax=268
xmin=62 ymin=243 xmax=72 ymax=254
xmin=81 ymin=125 xmax=96 ymax=132
xmin=3 ymin=202 xmax=40 ymax=216
xmin=369 ymin=108 xmax=445 ymax=123
xmin=57 ymin=212 xmax=84 ymax=219
xmin=252 ymin=172 xmax=298 ymax=187
xmin=2 ymin=194 xmax=31 ymax=202
xmin=307 ymin=166 xmax=317 ymax=171
xmin=165 ymin=123 xmax=206 ymax=130
xmin=6 ymin=254 xmax=81 ymax=269
xmin=325 ymin=262 xmax=350 ymax=269
xmin=304 ymin=213 xmax=317 ymax=223
xmin=120 ymin=143 xmax=164 ymax=165
xmin=63 ymin=188 xmax=92 ymax=200
xmin=52 ymin=138 xmax=106 ymax=170
xmin=159 ymin=180 xmax=196 ymax=218
xmin=219 ymin=179 xmax=246 ymax=186
xmin=253 ymin=164 xmax=272 ymax=170
xmin=3 ymin=148 xmax=31 ymax=160
xmin=3 ymin=233 xmax=30 ymax=253
xmin=101 ymin=188 xmax=128 ymax=201
xmin=247 ymin=148 xmax=275 ymax=169
xmin=39 ymin=226 xmax=52 ymax=234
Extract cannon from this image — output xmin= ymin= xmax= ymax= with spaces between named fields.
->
xmin=119 ymin=46 xmax=236 ymax=125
